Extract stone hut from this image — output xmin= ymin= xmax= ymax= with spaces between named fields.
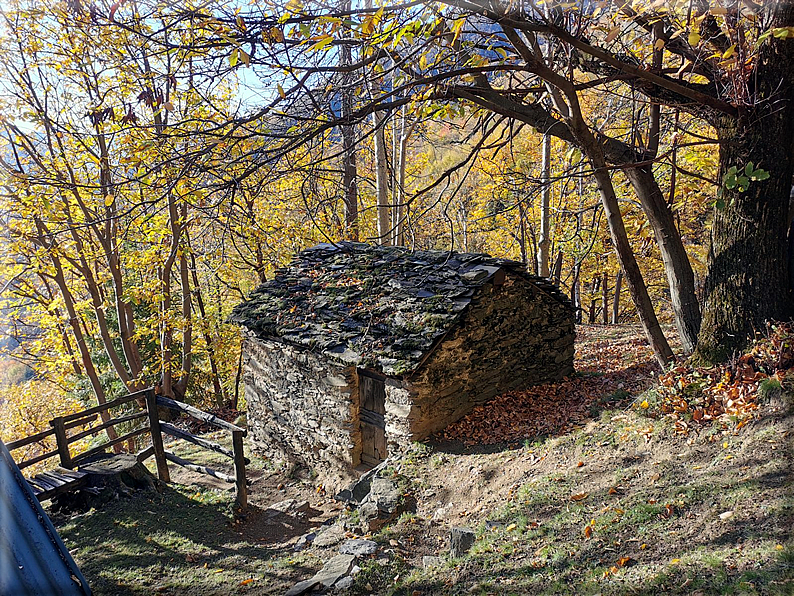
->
xmin=230 ymin=242 xmax=574 ymax=486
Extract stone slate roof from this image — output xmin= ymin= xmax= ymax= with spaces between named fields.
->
xmin=230 ymin=242 xmax=571 ymax=375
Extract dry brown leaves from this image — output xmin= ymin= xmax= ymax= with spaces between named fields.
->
xmin=442 ymin=323 xmax=793 ymax=446
xmin=652 ymin=322 xmax=793 ymax=435
xmin=176 ymin=406 xmax=243 ymax=435
xmin=443 ymin=325 xmax=657 ymax=446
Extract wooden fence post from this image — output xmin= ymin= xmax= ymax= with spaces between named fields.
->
xmin=145 ymin=390 xmax=170 ymax=483
xmin=51 ymin=417 xmax=72 ymax=469
xmin=232 ymin=430 xmax=247 ymax=511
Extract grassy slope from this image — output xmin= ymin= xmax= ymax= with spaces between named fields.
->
xmin=52 ymin=436 xmax=322 ymax=595
xmin=361 ymin=393 xmax=793 ymax=595
xmin=53 ymin=326 xmax=794 ymax=595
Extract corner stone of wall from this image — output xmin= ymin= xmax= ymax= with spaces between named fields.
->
xmin=384 ymin=379 xmax=416 ymax=454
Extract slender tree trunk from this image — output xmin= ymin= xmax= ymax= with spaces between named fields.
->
xmin=646 ymin=21 xmax=662 ymax=158
xmin=340 ymin=5 xmax=358 ymax=240
xmin=173 ymin=230 xmax=193 ymax=400
xmin=589 ymin=161 xmax=674 ymax=365
xmin=190 ymin=253 xmax=225 ymax=408
xmin=552 ymin=252 xmax=563 ymax=286
xmin=374 ymin=112 xmax=391 ymax=245
xmin=341 ymin=118 xmax=358 ymax=239
xmin=394 ymin=106 xmax=414 ymax=246
xmin=612 ymin=270 xmax=622 ymax=325
xmin=518 ymin=197 xmax=527 ymax=266
xmin=569 ymin=106 xmax=674 ymax=365
xmin=572 ymin=261 xmax=581 ymax=323
xmin=538 ymin=133 xmax=551 ymax=277
xmin=49 ymin=256 xmax=119 ymax=445
xmin=233 ymin=343 xmax=243 ymax=411
xmin=625 ymin=166 xmax=700 ymax=353
xmin=253 ymin=225 xmax=267 ymax=284
xmin=602 ymin=271 xmax=609 ymax=325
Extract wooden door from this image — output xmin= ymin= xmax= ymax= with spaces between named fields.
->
xmin=359 ymin=371 xmax=387 ymax=467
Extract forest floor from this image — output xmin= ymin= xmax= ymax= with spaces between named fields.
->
xmin=51 ymin=325 xmax=794 ymax=595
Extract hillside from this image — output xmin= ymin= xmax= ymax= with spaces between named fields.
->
xmin=51 ymin=325 xmax=793 ymax=595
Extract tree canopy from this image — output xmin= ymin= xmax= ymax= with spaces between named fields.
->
xmin=0 ymin=0 xmax=792 ymax=430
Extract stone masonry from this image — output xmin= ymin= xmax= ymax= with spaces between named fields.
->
xmin=242 ymin=336 xmax=361 ymax=486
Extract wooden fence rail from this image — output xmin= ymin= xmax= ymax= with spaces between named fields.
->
xmin=149 ymin=394 xmax=248 ymax=511
xmin=9 ymin=389 xmax=151 ymax=471
xmin=6 ymin=388 xmax=248 ymax=510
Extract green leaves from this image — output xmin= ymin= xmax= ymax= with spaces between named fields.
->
xmin=724 ymin=162 xmax=769 ymax=193
xmin=716 ymin=162 xmax=770 ymax=209
xmin=758 ymin=26 xmax=794 ymax=44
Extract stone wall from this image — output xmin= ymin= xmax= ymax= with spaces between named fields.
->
xmin=405 ymin=273 xmax=574 ymax=440
xmin=242 ymin=336 xmax=361 ymax=487
xmin=382 ymin=379 xmax=417 ymax=454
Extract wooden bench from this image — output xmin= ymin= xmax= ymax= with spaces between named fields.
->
xmin=27 ymin=468 xmax=89 ymax=502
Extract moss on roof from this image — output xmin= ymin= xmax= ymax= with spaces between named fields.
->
xmin=230 ymin=242 xmax=571 ymax=375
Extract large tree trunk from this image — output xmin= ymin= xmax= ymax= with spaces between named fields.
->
xmin=696 ymin=8 xmax=794 ymax=363
xmin=696 ymin=114 xmax=794 ymax=362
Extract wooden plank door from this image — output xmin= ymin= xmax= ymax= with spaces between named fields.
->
xmin=359 ymin=371 xmax=387 ymax=467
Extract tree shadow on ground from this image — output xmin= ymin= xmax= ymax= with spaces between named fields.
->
xmin=52 ymin=484 xmax=317 ymax=596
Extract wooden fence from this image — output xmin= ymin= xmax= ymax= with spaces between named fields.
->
xmin=6 ymin=388 xmax=247 ymax=510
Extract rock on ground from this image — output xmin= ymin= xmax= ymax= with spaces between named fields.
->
xmin=283 ymin=554 xmax=356 ymax=596
xmin=449 ymin=527 xmax=476 ymax=558
xmin=339 ymin=539 xmax=378 ymax=556
xmin=313 ymin=523 xmax=345 ymax=547
xmin=313 ymin=554 xmax=357 ymax=588
xmin=358 ymin=477 xmax=415 ymax=531
xmin=333 ymin=576 xmax=354 ymax=591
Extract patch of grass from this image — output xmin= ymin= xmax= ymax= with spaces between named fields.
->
xmin=346 ymin=556 xmax=411 ymax=595
xmin=429 ymin=453 xmax=447 ymax=469
xmin=523 ymin=437 xmax=548 ymax=450
xmin=758 ymin=377 xmax=783 ymax=401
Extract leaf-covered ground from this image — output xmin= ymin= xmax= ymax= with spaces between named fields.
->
xmin=442 ymin=325 xmax=660 ymax=446
xmin=52 ymin=324 xmax=794 ymax=595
